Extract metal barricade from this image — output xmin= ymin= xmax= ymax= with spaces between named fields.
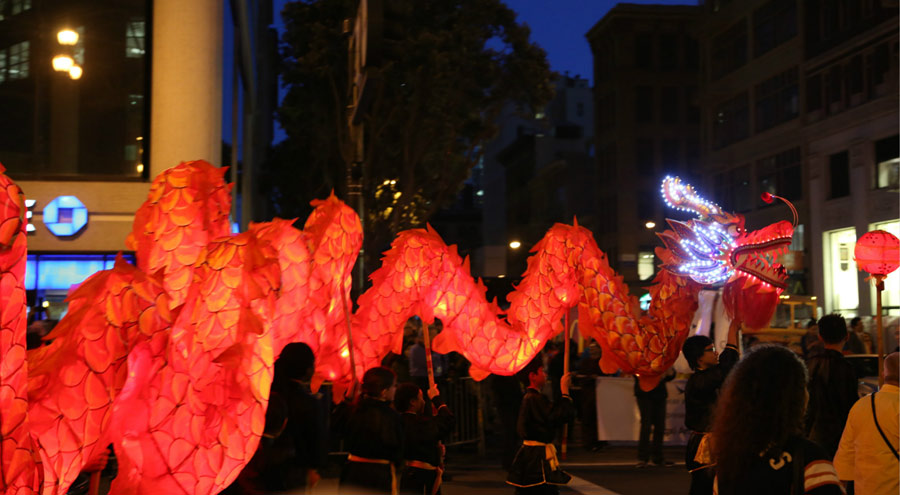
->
xmin=443 ymin=377 xmax=485 ymax=454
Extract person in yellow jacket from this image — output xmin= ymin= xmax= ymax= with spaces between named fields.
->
xmin=834 ymin=352 xmax=899 ymax=495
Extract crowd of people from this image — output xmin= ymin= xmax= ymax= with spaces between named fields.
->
xmin=42 ymin=311 xmax=896 ymax=495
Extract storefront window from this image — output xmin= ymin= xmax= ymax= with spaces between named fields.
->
xmin=824 ymin=228 xmax=859 ymax=314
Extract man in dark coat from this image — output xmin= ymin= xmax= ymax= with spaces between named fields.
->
xmin=506 ymin=356 xmax=574 ymax=495
xmin=805 ymin=314 xmax=858 ymax=458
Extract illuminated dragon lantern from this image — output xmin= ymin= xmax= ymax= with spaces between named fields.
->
xmin=0 ymin=162 xmax=793 ymax=495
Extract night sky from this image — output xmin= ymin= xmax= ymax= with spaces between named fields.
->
xmin=223 ymin=0 xmax=698 ymax=147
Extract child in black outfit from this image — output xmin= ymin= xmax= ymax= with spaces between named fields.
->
xmin=338 ymin=367 xmax=403 ymax=495
xmin=395 ymin=382 xmax=455 ymax=495
xmin=506 ymin=356 xmax=574 ymax=495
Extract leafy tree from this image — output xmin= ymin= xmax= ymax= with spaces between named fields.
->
xmin=267 ymin=0 xmax=553 ymax=275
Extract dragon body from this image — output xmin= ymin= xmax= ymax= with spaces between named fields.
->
xmin=0 ymin=162 xmax=792 ymax=494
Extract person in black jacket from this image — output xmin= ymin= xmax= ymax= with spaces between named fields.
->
xmin=681 ymin=319 xmax=741 ymax=495
xmin=339 ymin=366 xmax=403 ymax=495
xmin=506 ymin=356 xmax=574 ymax=495
xmin=805 ymin=314 xmax=858 ymax=459
xmin=634 ymin=367 xmax=676 ymax=468
xmin=394 ymin=382 xmax=455 ymax=495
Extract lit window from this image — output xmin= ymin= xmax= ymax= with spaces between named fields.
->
xmin=73 ymin=27 xmax=85 ymax=65
xmin=126 ymin=19 xmax=145 ymax=58
xmin=8 ymin=41 xmax=29 ymax=80
xmin=638 ymin=251 xmax=656 ymax=281
xmin=11 ymin=0 xmax=30 ymax=15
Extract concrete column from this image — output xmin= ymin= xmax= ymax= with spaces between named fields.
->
xmin=850 ymin=140 xmax=873 ymax=315
xmin=149 ymin=0 xmax=223 ymax=177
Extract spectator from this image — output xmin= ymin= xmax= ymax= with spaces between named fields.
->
xmin=806 ymin=314 xmax=858 ymax=458
xmin=408 ymin=323 xmax=449 ymax=399
xmin=710 ymin=345 xmax=843 ymax=494
xmin=338 ymin=367 xmax=403 ymax=495
xmin=506 ymin=357 xmax=574 ymax=495
xmin=834 ymin=352 xmax=899 ymax=495
xmin=681 ymin=319 xmax=741 ymax=495
xmin=490 ymin=374 xmax=524 ymax=470
xmin=844 ymin=317 xmax=866 ymax=355
xmin=634 ymin=367 xmax=676 ymax=468
xmin=395 ymin=382 xmax=455 ymax=495
xmin=575 ymin=339 xmax=604 ymax=451
xmin=802 ymin=318 xmax=824 ymax=360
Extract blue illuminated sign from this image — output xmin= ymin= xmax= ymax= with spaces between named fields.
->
xmin=26 ymin=254 xmax=135 ymax=291
xmin=42 ymin=196 xmax=88 ymax=237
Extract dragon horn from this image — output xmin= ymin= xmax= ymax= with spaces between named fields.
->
xmin=660 ymin=176 xmax=723 ymax=218
xmin=760 ymin=192 xmax=798 ymax=227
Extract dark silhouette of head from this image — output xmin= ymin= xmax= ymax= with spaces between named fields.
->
xmin=710 ymin=345 xmax=808 ymax=483
xmin=274 ymin=342 xmax=315 ymax=383
xmin=393 ymin=382 xmax=422 ymax=412
xmin=362 ymin=366 xmax=397 ymax=398
xmin=517 ymin=356 xmax=544 ymax=387
xmin=849 ymin=316 xmax=861 ymax=330
xmin=817 ymin=314 xmax=848 ymax=344
xmin=682 ymin=334 xmax=714 ymax=371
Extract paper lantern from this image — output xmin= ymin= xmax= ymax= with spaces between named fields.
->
xmin=855 ymin=230 xmax=900 ymax=276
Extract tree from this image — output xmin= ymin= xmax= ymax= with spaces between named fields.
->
xmin=267 ymin=0 xmax=553 ymax=276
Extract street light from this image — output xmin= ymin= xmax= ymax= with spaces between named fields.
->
xmin=57 ymin=29 xmax=79 ymax=45
xmin=644 ymin=221 xmax=656 ymax=229
xmin=68 ymin=64 xmax=83 ymax=80
xmin=53 ymin=28 xmax=83 ymax=80
xmin=509 ymin=240 xmax=521 ymax=249
xmin=52 ymin=54 xmax=74 ymax=72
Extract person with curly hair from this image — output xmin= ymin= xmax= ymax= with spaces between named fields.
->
xmin=710 ymin=345 xmax=844 ymax=494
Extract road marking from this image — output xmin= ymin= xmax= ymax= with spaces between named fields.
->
xmin=566 ymin=474 xmax=622 ymax=495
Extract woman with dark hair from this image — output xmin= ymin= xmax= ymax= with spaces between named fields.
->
xmin=710 ymin=345 xmax=844 ymax=495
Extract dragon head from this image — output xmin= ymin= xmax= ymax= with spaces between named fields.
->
xmin=657 ymin=176 xmax=794 ymax=329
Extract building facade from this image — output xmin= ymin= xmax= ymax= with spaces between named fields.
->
xmin=699 ymin=0 xmax=898 ymax=318
xmin=0 ymin=0 xmax=274 ymax=318
xmin=491 ymin=74 xmax=594 ymax=278
xmin=587 ymin=4 xmax=702 ymax=290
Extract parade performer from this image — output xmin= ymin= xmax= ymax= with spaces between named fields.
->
xmin=681 ymin=320 xmax=741 ymax=495
xmin=506 ymin=357 xmax=574 ymax=494
xmin=394 ymin=382 xmax=454 ymax=495
xmin=338 ymin=367 xmax=403 ymax=495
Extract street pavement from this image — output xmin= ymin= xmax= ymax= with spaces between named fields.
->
xmin=313 ymin=444 xmax=689 ymax=494
xmin=441 ymin=444 xmax=690 ymax=495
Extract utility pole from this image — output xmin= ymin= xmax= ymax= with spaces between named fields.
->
xmin=344 ymin=0 xmax=381 ymax=297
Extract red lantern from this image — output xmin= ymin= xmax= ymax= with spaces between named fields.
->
xmin=854 ymin=230 xmax=900 ymax=276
